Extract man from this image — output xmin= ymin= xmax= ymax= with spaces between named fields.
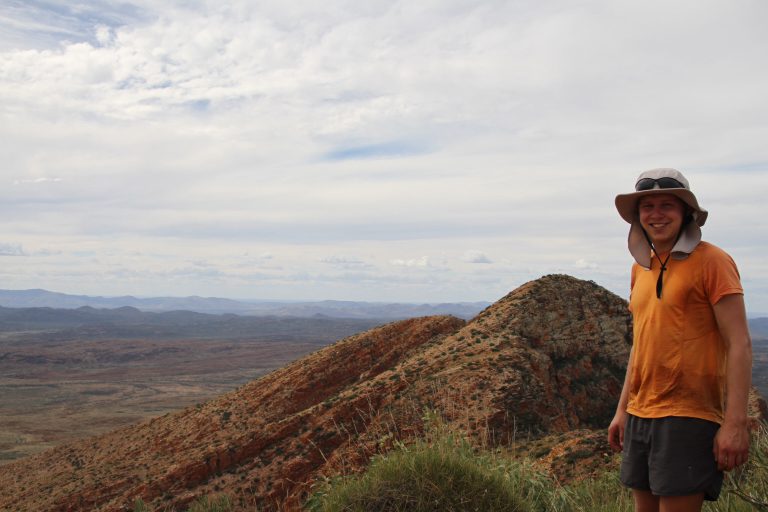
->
xmin=608 ymin=168 xmax=752 ymax=512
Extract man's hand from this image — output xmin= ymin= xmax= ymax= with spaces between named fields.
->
xmin=608 ymin=410 xmax=627 ymax=452
xmin=713 ymin=420 xmax=750 ymax=471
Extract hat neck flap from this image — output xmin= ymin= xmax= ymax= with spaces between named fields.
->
xmin=628 ymin=221 xmax=701 ymax=269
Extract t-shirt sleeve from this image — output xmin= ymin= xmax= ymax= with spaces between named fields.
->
xmin=702 ymin=246 xmax=743 ymax=305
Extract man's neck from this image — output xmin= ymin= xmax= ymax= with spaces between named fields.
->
xmin=652 ymin=242 xmax=675 ymax=255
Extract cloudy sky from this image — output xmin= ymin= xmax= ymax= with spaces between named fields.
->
xmin=1 ymin=1 xmax=766 ymax=313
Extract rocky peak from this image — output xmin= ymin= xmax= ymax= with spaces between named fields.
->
xmin=401 ymin=274 xmax=633 ymax=436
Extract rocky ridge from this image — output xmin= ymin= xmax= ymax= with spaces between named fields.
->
xmin=0 ymin=275 xmax=761 ymax=511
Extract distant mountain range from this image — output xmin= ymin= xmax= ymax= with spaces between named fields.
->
xmin=0 ymin=288 xmax=489 ymax=320
xmin=0 ymin=304 xmax=384 ymax=341
xmin=750 ymin=317 xmax=768 ymax=338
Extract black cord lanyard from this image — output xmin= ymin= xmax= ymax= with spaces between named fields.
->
xmin=653 ymin=251 xmax=671 ymax=299
xmin=642 ymin=229 xmax=681 ymax=299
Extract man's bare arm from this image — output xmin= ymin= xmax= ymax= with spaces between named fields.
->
xmin=712 ymin=293 xmax=752 ymax=471
xmin=608 ymin=345 xmax=635 ymax=452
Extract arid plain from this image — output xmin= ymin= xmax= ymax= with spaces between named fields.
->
xmin=0 ymin=312 xmax=383 ymax=464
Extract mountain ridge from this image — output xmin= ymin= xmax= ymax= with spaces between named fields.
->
xmin=0 ymin=288 xmax=488 ymax=319
xmin=0 ymin=304 xmax=383 ymax=341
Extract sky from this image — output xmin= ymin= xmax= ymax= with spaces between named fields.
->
xmin=1 ymin=1 xmax=767 ymax=314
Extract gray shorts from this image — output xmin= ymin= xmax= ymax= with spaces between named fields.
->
xmin=620 ymin=414 xmax=723 ymax=501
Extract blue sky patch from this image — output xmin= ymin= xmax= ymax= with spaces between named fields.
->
xmin=0 ymin=0 xmax=148 ymax=50
xmin=324 ymin=141 xmax=428 ymax=161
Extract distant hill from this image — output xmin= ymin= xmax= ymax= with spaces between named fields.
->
xmin=751 ymin=318 xmax=768 ymax=413
xmin=0 ymin=305 xmax=382 ymax=341
xmin=750 ymin=317 xmax=768 ymax=339
xmin=0 ymin=289 xmax=488 ymax=320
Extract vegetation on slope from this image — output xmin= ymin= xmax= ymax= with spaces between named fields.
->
xmin=305 ymin=414 xmax=768 ymax=512
xmin=306 ymin=414 xmax=538 ymax=512
xmin=128 ymin=395 xmax=768 ymax=511
xmin=126 ymin=406 xmax=766 ymax=512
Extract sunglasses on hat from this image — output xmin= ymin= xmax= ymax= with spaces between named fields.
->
xmin=635 ymin=177 xmax=685 ymax=191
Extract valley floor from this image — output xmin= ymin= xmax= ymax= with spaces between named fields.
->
xmin=0 ymin=336 xmax=330 ymax=464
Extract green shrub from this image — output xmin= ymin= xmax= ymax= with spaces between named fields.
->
xmin=307 ymin=452 xmax=528 ymax=511
xmin=306 ymin=425 xmax=534 ymax=511
xmin=187 ymin=495 xmax=233 ymax=512
xmin=131 ymin=494 xmax=232 ymax=512
xmin=551 ymin=470 xmax=633 ymax=512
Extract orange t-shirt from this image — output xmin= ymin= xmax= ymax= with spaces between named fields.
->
xmin=627 ymin=241 xmax=743 ymax=424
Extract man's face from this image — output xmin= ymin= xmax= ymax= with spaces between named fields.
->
xmin=637 ymin=193 xmax=687 ymax=251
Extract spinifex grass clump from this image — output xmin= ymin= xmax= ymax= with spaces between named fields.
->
xmin=307 ymin=440 xmax=530 ymax=511
xmin=187 ymin=495 xmax=233 ymax=512
xmin=549 ymin=470 xmax=633 ymax=512
xmin=132 ymin=494 xmax=232 ymax=512
xmin=306 ymin=413 xmax=538 ymax=512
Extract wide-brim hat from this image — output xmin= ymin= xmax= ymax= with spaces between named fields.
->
xmin=615 ymin=168 xmax=708 ymax=268
xmin=615 ymin=168 xmax=708 ymax=226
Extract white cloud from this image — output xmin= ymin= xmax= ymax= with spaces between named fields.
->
xmin=462 ymin=250 xmax=492 ymax=264
xmin=390 ymin=256 xmax=430 ymax=268
xmin=0 ymin=1 xmax=765 ymax=311
xmin=574 ymin=259 xmax=598 ymax=270
xmin=13 ymin=177 xmax=62 ymax=185
xmin=320 ymin=255 xmax=373 ymax=270
xmin=0 ymin=243 xmax=25 ymax=256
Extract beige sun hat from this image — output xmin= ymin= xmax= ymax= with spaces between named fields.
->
xmin=615 ymin=168 xmax=708 ymax=268
xmin=615 ymin=168 xmax=708 ymax=226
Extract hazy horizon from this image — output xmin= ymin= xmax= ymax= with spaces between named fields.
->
xmin=0 ymin=285 xmax=491 ymax=305
xmin=3 ymin=285 xmax=768 ymax=320
xmin=1 ymin=1 xmax=766 ymax=311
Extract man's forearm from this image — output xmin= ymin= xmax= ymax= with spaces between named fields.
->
xmin=615 ymin=345 xmax=634 ymax=414
xmin=714 ymin=294 xmax=753 ymax=425
xmin=723 ymin=336 xmax=752 ymax=425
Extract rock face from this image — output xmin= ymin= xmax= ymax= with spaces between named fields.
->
xmin=0 ymin=275 xmax=636 ymax=511
xmin=415 ymin=275 xmax=633 ymax=435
